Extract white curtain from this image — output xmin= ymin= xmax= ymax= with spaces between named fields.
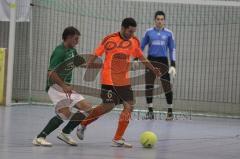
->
xmin=0 ymin=0 xmax=30 ymax=22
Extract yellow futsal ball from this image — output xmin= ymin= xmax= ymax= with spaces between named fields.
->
xmin=140 ymin=131 xmax=158 ymax=148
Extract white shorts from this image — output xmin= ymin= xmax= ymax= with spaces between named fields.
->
xmin=48 ymin=84 xmax=85 ymax=118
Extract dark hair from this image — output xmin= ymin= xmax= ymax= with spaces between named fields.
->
xmin=154 ymin=11 xmax=166 ymax=19
xmin=121 ymin=17 xmax=137 ymax=28
xmin=62 ymin=26 xmax=81 ymax=40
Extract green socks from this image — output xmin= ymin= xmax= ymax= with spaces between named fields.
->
xmin=62 ymin=112 xmax=86 ymax=134
xmin=37 ymin=111 xmax=86 ymax=138
xmin=37 ymin=115 xmax=64 ymax=138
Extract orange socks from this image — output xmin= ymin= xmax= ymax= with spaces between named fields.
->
xmin=81 ymin=105 xmax=132 ymax=141
xmin=114 ymin=109 xmax=132 ymax=140
xmin=81 ymin=106 xmax=104 ymax=127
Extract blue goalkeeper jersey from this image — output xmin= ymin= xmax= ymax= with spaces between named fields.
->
xmin=141 ymin=27 xmax=176 ymax=62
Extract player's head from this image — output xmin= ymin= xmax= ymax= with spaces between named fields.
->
xmin=121 ymin=17 xmax=137 ymax=40
xmin=62 ymin=26 xmax=81 ymax=48
xmin=154 ymin=11 xmax=165 ymax=28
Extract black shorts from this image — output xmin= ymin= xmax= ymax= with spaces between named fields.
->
xmin=101 ymin=85 xmax=134 ymax=105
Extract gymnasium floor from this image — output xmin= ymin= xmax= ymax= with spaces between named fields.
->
xmin=0 ymin=105 xmax=239 ymax=159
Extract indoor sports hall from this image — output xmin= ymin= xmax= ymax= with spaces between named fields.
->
xmin=0 ymin=0 xmax=239 ymax=159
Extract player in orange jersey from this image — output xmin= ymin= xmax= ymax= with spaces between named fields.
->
xmin=77 ymin=17 xmax=161 ymax=147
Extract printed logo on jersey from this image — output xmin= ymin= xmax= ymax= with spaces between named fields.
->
xmin=161 ymin=35 xmax=167 ymax=40
xmin=119 ymin=40 xmax=132 ymax=49
xmin=152 ymin=40 xmax=166 ymax=46
xmin=105 ymin=41 xmax=117 ymax=51
xmin=104 ymin=40 xmax=132 ymax=51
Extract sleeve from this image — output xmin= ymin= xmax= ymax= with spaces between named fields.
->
xmin=48 ymin=49 xmax=64 ymax=71
xmin=141 ymin=30 xmax=150 ymax=51
xmin=133 ymin=38 xmax=144 ymax=58
xmin=168 ymin=32 xmax=176 ymax=67
xmin=94 ymin=39 xmax=105 ymax=57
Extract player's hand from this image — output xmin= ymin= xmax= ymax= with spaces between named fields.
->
xmin=168 ymin=66 xmax=176 ymax=78
xmin=62 ymin=85 xmax=73 ymax=98
xmin=132 ymin=60 xmax=139 ymax=70
xmin=153 ymin=67 xmax=161 ymax=77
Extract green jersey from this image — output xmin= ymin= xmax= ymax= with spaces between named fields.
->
xmin=46 ymin=43 xmax=77 ymax=92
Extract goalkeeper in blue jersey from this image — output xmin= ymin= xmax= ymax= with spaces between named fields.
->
xmin=136 ymin=11 xmax=176 ymax=120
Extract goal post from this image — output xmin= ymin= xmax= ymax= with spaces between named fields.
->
xmin=0 ymin=48 xmax=7 ymax=106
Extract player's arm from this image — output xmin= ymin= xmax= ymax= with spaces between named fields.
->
xmin=86 ymin=54 xmax=98 ymax=68
xmin=48 ymin=71 xmax=67 ymax=88
xmin=168 ymin=32 xmax=176 ymax=77
xmin=138 ymin=55 xmax=160 ymax=76
xmin=48 ymin=51 xmax=72 ymax=97
xmin=133 ymin=40 xmax=160 ymax=76
xmin=86 ymin=39 xmax=105 ymax=68
xmin=48 ymin=71 xmax=73 ymax=98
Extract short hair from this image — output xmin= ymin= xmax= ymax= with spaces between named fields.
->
xmin=154 ymin=11 xmax=166 ymax=19
xmin=121 ymin=17 xmax=137 ymax=28
xmin=62 ymin=26 xmax=81 ymax=40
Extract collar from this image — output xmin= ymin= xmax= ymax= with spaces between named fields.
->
xmin=119 ymin=32 xmax=130 ymax=41
xmin=62 ymin=42 xmax=74 ymax=50
xmin=61 ymin=42 xmax=68 ymax=50
xmin=154 ymin=27 xmax=165 ymax=31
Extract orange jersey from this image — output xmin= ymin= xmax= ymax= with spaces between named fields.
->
xmin=95 ymin=32 xmax=143 ymax=86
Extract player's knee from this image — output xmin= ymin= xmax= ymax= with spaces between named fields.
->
xmin=76 ymin=99 xmax=93 ymax=112
xmin=126 ymin=107 xmax=134 ymax=113
xmin=129 ymin=100 xmax=136 ymax=106
xmin=123 ymin=104 xmax=134 ymax=112
xmin=103 ymin=103 xmax=115 ymax=113
xmin=55 ymin=106 xmax=72 ymax=120
xmin=129 ymin=106 xmax=134 ymax=112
